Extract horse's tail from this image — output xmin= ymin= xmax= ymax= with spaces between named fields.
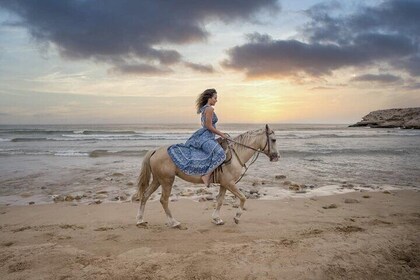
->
xmin=132 ymin=150 xmax=155 ymax=202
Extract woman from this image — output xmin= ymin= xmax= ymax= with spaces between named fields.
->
xmin=167 ymin=88 xmax=229 ymax=187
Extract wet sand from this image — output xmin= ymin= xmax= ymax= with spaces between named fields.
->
xmin=1 ymin=189 xmax=419 ymax=279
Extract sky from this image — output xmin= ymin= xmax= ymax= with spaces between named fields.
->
xmin=0 ymin=0 xmax=419 ymax=125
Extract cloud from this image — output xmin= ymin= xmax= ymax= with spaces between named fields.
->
xmin=184 ymin=62 xmax=215 ymax=73
xmin=403 ymin=82 xmax=420 ymax=90
xmin=396 ymin=55 xmax=420 ymax=76
xmin=108 ymin=63 xmax=172 ymax=75
xmin=310 ymin=86 xmax=335 ymax=91
xmin=0 ymin=0 xmax=278 ymax=75
xmin=351 ymin=74 xmax=402 ymax=83
xmin=223 ymin=0 xmax=420 ymax=81
xmin=223 ymin=35 xmax=372 ymax=78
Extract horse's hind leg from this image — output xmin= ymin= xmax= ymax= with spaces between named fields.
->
xmin=160 ymin=180 xmax=181 ymax=228
xmin=212 ymin=186 xmax=226 ymax=225
xmin=136 ymin=179 xmax=160 ymax=226
xmin=225 ymin=183 xmax=246 ymax=224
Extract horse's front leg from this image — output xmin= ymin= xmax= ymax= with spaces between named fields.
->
xmin=212 ymin=186 xmax=226 ymax=225
xmin=225 ymin=183 xmax=246 ymax=224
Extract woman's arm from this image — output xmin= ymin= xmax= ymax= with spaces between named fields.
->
xmin=204 ymin=107 xmax=227 ymax=138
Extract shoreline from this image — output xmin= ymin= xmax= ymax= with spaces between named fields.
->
xmin=0 ymin=179 xmax=406 ymax=207
xmin=1 ymin=189 xmax=419 ymax=279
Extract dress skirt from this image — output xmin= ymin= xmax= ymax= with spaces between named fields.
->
xmin=167 ymin=127 xmax=226 ymax=175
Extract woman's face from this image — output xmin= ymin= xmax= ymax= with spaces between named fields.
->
xmin=208 ymin=93 xmax=218 ymax=106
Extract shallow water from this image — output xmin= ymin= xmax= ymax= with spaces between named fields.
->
xmin=1 ymin=123 xmax=419 ymax=205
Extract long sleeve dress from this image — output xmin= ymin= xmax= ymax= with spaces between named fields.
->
xmin=167 ymin=104 xmax=226 ymax=175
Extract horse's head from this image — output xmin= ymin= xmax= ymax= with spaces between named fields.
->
xmin=261 ymin=124 xmax=279 ymax=162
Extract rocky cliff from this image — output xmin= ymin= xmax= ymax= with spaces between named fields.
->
xmin=349 ymin=108 xmax=420 ymax=129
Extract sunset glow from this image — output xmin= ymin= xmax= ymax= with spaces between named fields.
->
xmin=0 ymin=0 xmax=419 ymax=124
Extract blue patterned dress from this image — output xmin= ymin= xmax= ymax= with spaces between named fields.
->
xmin=167 ymin=105 xmax=226 ymax=175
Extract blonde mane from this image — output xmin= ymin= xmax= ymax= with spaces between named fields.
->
xmin=232 ymin=128 xmax=265 ymax=153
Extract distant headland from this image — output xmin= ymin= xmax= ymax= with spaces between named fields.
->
xmin=349 ymin=108 xmax=420 ymax=129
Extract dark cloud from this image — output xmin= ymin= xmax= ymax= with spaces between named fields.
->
xmin=108 ymin=63 xmax=172 ymax=75
xmin=397 ymin=55 xmax=420 ymax=77
xmin=0 ymin=0 xmax=278 ymax=75
xmin=222 ymin=36 xmax=367 ymax=78
xmin=223 ymin=0 xmax=420 ymax=81
xmin=351 ymin=74 xmax=402 ymax=83
xmin=184 ymin=62 xmax=215 ymax=73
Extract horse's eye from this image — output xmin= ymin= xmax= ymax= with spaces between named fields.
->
xmin=272 ymin=139 xmax=276 ymax=142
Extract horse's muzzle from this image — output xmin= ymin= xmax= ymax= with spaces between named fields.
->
xmin=270 ymin=153 xmax=279 ymax=162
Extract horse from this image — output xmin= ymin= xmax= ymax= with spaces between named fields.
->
xmin=134 ymin=124 xmax=279 ymax=227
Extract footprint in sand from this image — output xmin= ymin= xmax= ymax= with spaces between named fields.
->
xmin=367 ymin=219 xmax=393 ymax=226
xmin=223 ymin=229 xmax=238 ymax=234
xmin=334 ymin=225 xmax=365 ymax=233
xmin=94 ymin=226 xmax=114 ymax=231
xmin=59 ymin=224 xmax=85 ymax=230
xmin=11 ymin=226 xmax=32 ymax=233
xmin=8 ymin=261 xmax=31 ymax=273
xmin=105 ymin=234 xmax=120 ymax=241
xmin=301 ymin=228 xmax=323 ymax=237
xmin=322 ymin=204 xmax=338 ymax=209
xmin=1 ymin=241 xmax=14 ymax=247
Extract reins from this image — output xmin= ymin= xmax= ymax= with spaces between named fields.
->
xmin=224 ymin=129 xmax=274 ymax=184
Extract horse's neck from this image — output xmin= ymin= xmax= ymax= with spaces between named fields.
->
xmin=234 ymin=133 xmax=264 ymax=165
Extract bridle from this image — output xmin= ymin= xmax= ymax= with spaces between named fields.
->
xmin=224 ymin=126 xmax=276 ymax=183
xmin=226 ymin=126 xmax=274 ymax=157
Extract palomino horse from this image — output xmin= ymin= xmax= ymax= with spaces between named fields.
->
xmin=134 ymin=124 xmax=279 ymax=227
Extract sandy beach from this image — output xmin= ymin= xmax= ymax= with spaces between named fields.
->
xmin=1 ymin=189 xmax=419 ymax=279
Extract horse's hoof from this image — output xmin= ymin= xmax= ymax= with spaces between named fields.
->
xmin=170 ymin=222 xmax=188 ymax=230
xmin=212 ymin=218 xmax=225 ymax=225
xmin=234 ymin=217 xmax=240 ymax=224
xmin=172 ymin=224 xmax=188 ymax=230
xmin=136 ymin=221 xmax=148 ymax=228
xmin=166 ymin=221 xmax=186 ymax=229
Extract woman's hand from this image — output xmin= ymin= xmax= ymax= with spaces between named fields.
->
xmin=222 ymin=133 xmax=231 ymax=140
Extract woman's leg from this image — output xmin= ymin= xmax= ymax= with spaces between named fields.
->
xmin=200 ymin=140 xmax=226 ymax=187
xmin=201 ymin=173 xmax=211 ymax=187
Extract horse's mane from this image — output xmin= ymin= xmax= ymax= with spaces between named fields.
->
xmin=232 ymin=128 xmax=265 ymax=153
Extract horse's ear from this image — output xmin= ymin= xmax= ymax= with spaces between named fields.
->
xmin=265 ymin=124 xmax=269 ymax=130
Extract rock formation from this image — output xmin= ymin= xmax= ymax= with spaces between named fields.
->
xmin=349 ymin=108 xmax=420 ymax=129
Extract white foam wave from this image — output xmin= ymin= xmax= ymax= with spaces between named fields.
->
xmin=54 ymin=151 xmax=89 ymax=157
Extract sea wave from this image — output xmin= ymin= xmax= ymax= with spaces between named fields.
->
xmin=54 ymin=151 xmax=89 ymax=157
xmin=61 ymin=134 xmax=186 ymax=141
xmin=8 ymin=134 xmax=188 ymax=142
xmin=0 ymin=149 xmax=150 ymax=157
xmin=281 ymin=148 xmax=412 ymax=157
xmin=0 ymin=129 xmax=75 ymax=135
xmin=88 ymin=149 xmax=149 ymax=157
xmin=277 ymin=133 xmax=420 ymax=139
xmin=75 ymin=130 xmax=137 ymax=135
xmin=11 ymin=137 xmax=51 ymax=142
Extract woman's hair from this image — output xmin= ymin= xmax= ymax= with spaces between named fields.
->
xmin=195 ymin=88 xmax=217 ymax=114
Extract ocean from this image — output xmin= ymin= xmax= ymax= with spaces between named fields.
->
xmin=0 ymin=123 xmax=419 ymax=205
